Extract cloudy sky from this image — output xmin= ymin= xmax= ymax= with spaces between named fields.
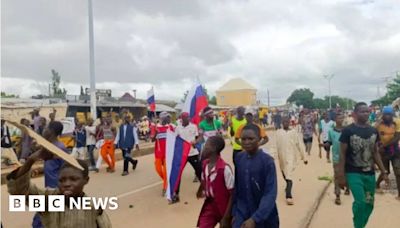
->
xmin=2 ymin=0 xmax=399 ymax=105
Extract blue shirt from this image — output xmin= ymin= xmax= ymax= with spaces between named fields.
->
xmin=73 ymin=129 xmax=86 ymax=148
xmin=44 ymin=141 xmax=68 ymax=188
xmin=233 ymin=150 xmax=279 ymax=228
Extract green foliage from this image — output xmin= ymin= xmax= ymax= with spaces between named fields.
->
xmin=209 ymin=96 xmax=217 ymax=105
xmin=51 ymin=69 xmax=67 ymax=98
xmin=287 ymin=88 xmax=314 ymax=108
xmin=287 ymin=88 xmax=355 ymax=110
xmin=372 ymin=73 xmax=400 ymax=106
xmin=1 ymin=91 xmax=19 ymax=98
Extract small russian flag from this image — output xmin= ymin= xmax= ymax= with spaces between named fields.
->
xmin=165 ymin=130 xmax=192 ymax=201
xmin=147 ymin=87 xmax=156 ymax=112
xmin=183 ymin=80 xmax=208 ymax=125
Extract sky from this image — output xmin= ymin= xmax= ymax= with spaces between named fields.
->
xmin=1 ymin=0 xmax=400 ymax=105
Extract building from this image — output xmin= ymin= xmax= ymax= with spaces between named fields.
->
xmin=216 ymin=78 xmax=257 ymax=107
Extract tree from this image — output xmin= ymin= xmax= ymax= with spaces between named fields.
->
xmin=312 ymin=98 xmax=327 ymax=109
xmin=372 ymin=72 xmax=400 ymax=106
xmin=209 ymin=96 xmax=217 ymax=105
xmin=80 ymin=86 xmax=85 ymax=96
xmin=51 ymin=69 xmax=67 ymax=98
xmin=1 ymin=91 xmax=19 ymax=98
xmin=287 ymin=88 xmax=314 ymax=108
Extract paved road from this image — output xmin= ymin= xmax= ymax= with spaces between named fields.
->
xmin=4 ymin=131 xmax=397 ymax=227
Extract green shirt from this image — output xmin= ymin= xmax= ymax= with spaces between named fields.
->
xmin=328 ymin=128 xmax=342 ymax=164
xmin=199 ymin=119 xmax=222 ymax=141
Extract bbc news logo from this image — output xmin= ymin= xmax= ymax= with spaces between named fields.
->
xmin=9 ymin=195 xmax=119 ymax=212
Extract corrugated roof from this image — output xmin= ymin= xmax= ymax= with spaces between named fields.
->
xmin=217 ymin=78 xmax=256 ymax=92
xmin=67 ymin=100 xmax=146 ymax=108
xmin=155 ymin=104 xmax=176 ymax=113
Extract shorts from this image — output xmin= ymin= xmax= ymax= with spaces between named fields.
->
xmin=381 ymin=152 xmax=400 ymax=176
xmin=303 ymin=137 xmax=313 ymax=144
xmin=322 ymin=141 xmax=331 ymax=151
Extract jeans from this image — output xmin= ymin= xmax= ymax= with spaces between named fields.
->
xmin=346 ymin=173 xmax=376 ymax=228
xmin=87 ymin=145 xmax=96 ymax=167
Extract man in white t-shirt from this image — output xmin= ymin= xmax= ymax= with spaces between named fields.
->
xmin=319 ymin=112 xmax=335 ymax=163
xmin=85 ymin=118 xmax=98 ymax=171
xmin=173 ymin=112 xmax=202 ymax=203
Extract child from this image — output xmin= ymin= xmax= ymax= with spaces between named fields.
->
xmin=319 ymin=112 xmax=335 ymax=163
xmin=231 ymin=124 xmax=279 ymax=227
xmin=153 ymin=112 xmax=175 ymax=195
xmin=324 ymin=112 xmax=349 ymax=205
xmin=276 ymin=117 xmax=308 ymax=205
xmin=196 ymin=136 xmax=233 ymax=228
xmin=7 ymin=150 xmax=111 ymax=228
xmin=72 ymin=122 xmax=87 ymax=160
xmin=338 ymin=102 xmax=389 ymax=228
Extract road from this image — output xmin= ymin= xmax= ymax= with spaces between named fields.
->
xmin=2 ymin=131 xmax=399 ymax=227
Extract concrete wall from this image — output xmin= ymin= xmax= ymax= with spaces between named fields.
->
xmin=216 ymin=90 xmax=257 ymax=107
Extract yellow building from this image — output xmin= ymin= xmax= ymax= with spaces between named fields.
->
xmin=216 ymin=78 xmax=257 ymax=107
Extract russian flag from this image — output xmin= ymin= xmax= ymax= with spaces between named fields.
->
xmin=147 ymin=87 xmax=156 ymax=112
xmin=183 ymin=81 xmax=208 ymax=125
xmin=165 ymin=130 xmax=192 ymax=201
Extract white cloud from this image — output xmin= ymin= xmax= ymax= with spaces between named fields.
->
xmin=2 ymin=0 xmax=400 ymax=105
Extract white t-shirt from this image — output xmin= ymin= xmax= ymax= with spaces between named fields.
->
xmin=320 ymin=120 xmax=335 ymax=142
xmin=175 ymin=123 xmax=199 ymax=156
xmin=85 ymin=125 xmax=97 ymax=146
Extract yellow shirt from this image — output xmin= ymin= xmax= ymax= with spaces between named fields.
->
xmin=231 ymin=117 xmax=247 ymax=150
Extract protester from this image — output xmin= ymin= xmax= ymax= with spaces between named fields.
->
xmin=85 ymin=118 xmax=98 ymax=171
xmin=234 ymin=109 xmax=269 ymax=150
xmin=275 ymin=117 xmax=308 ymax=205
xmin=301 ymin=109 xmax=317 ymax=156
xmin=273 ymin=111 xmax=282 ymax=130
xmin=32 ymin=108 xmax=42 ymax=132
xmin=375 ymin=106 xmax=400 ymax=199
xmin=319 ymin=112 xmax=335 ymax=163
xmin=174 ymin=112 xmax=202 ymax=202
xmin=230 ymin=124 xmax=279 ymax=227
xmin=338 ymin=102 xmax=389 ymax=228
xmin=72 ymin=122 xmax=87 ymax=160
xmin=7 ymin=152 xmax=112 ymax=227
xmin=33 ymin=120 xmax=69 ymax=228
xmin=115 ymin=115 xmax=140 ymax=176
xmin=98 ymin=117 xmax=117 ymax=173
xmin=324 ymin=112 xmax=349 ymax=205
xmin=48 ymin=108 xmax=57 ymax=124
xmin=196 ymin=136 xmax=233 ymax=228
xmin=153 ymin=112 xmax=175 ymax=196
xmin=36 ymin=117 xmax=47 ymax=136
xmin=230 ymin=106 xmax=247 ymax=162
xmin=19 ymin=118 xmax=33 ymax=163
xmin=1 ymin=119 xmax=20 ymax=166
xmin=198 ymin=107 xmax=223 ymax=149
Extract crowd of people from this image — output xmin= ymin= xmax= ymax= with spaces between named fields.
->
xmin=2 ymin=102 xmax=400 ymax=228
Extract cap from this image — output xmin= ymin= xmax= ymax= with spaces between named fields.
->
xmin=180 ymin=112 xmax=189 ymax=118
xmin=382 ymin=106 xmax=394 ymax=115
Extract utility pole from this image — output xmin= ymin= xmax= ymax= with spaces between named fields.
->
xmin=88 ymin=0 xmax=97 ymax=120
xmin=323 ymin=74 xmax=334 ymax=109
xmin=267 ymin=89 xmax=270 ymax=107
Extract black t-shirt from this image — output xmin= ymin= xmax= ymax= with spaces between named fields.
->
xmin=339 ymin=123 xmax=379 ymax=175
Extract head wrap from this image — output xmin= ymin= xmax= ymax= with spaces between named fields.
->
xmin=382 ymin=106 xmax=394 ymax=115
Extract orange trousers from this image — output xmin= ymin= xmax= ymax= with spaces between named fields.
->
xmin=101 ymin=140 xmax=115 ymax=171
xmin=155 ymin=158 xmax=167 ymax=190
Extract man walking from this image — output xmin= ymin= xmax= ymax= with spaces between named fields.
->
xmin=230 ymin=106 xmax=246 ymax=162
xmin=115 ymin=115 xmax=140 ymax=176
xmin=338 ymin=102 xmax=389 ymax=228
